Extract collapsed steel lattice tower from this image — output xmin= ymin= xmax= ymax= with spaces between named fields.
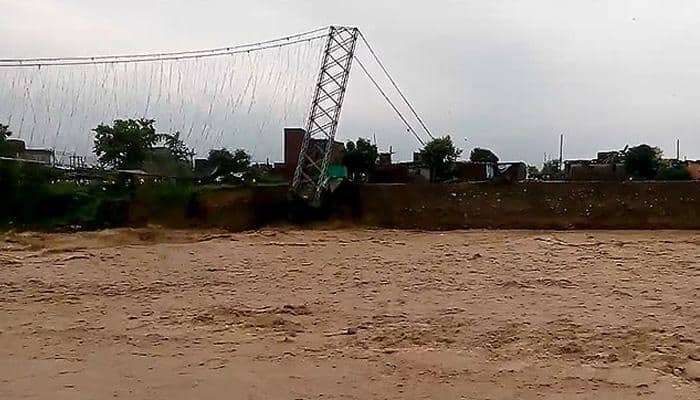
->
xmin=291 ymin=26 xmax=360 ymax=205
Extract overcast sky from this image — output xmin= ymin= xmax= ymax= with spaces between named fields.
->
xmin=2 ymin=0 xmax=700 ymax=164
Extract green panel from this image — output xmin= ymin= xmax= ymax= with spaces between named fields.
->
xmin=327 ymin=164 xmax=348 ymax=179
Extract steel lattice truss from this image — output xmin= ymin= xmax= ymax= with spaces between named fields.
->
xmin=292 ymin=26 xmax=360 ymax=204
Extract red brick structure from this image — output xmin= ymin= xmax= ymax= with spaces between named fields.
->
xmin=273 ymin=128 xmax=344 ymax=182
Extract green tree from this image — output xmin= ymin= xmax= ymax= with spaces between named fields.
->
xmin=342 ymin=138 xmax=378 ymax=181
xmin=93 ymin=119 xmax=160 ymax=169
xmin=469 ymin=147 xmax=499 ymax=163
xmin=207 ymin=148 xmax=251 ymax=183
xmin=140 ymin=132 xmax=195 ymax=178
xmin=624 ymin=144 xmax=661 ymax=180
xmin=0 ymin=123 xmax=11 ymax=157
xmin=161 ymin=132 xmax=194 ymax=163
xmin=419 ymin=136 xmax=462 ymax=182
xmin=0 ymin=123 xmax=10 ymax=141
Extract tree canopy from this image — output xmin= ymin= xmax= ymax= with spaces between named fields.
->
xmin=93 ymin=119 xmax=161 ymax=170
xmin=161 ymin=132 xmax=194 ymax=163
xmin=342 ymin=138 xmax=378 ymax=181
xmin=469 ymin=147 xmax=499 ymax=163
xmin=0 ymin=124 xmax=10 ymax=141
xmin=93 ymin=119 xmax=195 ymax=174
xmin=419 ymin=136 xmax=462 ymax=181
xmin=206 ymin=148 xmax=252 ymax=183
xmin=624 ymin=144 xmax=662 ymax=180
xmin=0 ymin=124 xmax=11 ymax=157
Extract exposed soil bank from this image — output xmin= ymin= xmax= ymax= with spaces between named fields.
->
xmin=139 ymin=182 xmax=700 ymax=231
xmin=358 ymin=181 xmax=700 ymax=230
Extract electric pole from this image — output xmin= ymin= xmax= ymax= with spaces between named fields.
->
xmin=559 ymin=133 xmax=564 ymax=170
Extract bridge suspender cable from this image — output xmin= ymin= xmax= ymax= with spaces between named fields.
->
xmin=0 ymin=25 xmax=434 ymax=148
xmin=358 ymin=32 xmax=435 ymax=141
xmin=354 ymin=56 xmax=425 ymax=146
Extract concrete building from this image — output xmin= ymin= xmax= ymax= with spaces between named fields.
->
xmin=455 ymin=161 xmax=496 ymax=181
xmin=3 ymin=139 xmax=54 ymax=164
xmin=564 ymin=150 xmax=627 ymax=181
xmin=565 ymin=160 xmax=626 ymax=181
xmin=497 ymin=162 xmax=528 ymax=182
xmin=687 ymin=161 xmax=700 ymax=180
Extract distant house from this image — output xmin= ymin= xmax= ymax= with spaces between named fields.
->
xmin=497 ymin=162 xmax=527 ymax=182
xmin=454 ymin=161 xmax=496 ymax=181
xmin=687 ymin=161 xmax=700 ymax=180
xmin=370 ymin=151 xmax=430 ymax=184
xmin=370 ymin=163 xmax=415 ymax=183
xmin=22 ymin=148 xmax=53 ymax=164
xmin=564 ymin=150 xmax=628 ymax=181
xmin=272 ymin=127 xmax=344 ymax=182
xmin=3 ymin=139 xmax=54 ymax=164
xmin=565 ymin=160 xmax=627 ymax=181
xmin=452 ymin=161 xmax=526 ymax=183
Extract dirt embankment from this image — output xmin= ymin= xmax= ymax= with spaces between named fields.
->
xmin=135 ymin=182 xmax=700 ymax=231
xmin=359 ymin=182 xmax=700 ymax=230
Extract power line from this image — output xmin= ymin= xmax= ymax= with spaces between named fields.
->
xmin=0 ymin=26 xmax=330 ymax=64
xmin=358 ymin=31 xmax=434 ymax=140
xmin=0 ymin=35 xmax=327 ymax=68
xmin=354 ymin=55 xmax=425 ymax=146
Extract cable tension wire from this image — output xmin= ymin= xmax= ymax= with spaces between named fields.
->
xmin=358 ymin=32 xmax=434 ymax=141
xmin=354 ymin=55 xmax=425 ymax=146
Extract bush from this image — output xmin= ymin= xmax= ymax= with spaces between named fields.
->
xmin=0 ymin=162 xmax=112 ymax=228
xmin=656 ymin=165 xmax=691 ymax=181
xmin=0 ymin=161 xmax=196 ymax=229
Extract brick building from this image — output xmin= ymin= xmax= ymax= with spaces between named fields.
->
xmin=273 ymin=128 xmax=344 ymax=182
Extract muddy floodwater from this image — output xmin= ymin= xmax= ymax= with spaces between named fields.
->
xmin=1 ymin=228 xmax=698 ymax=399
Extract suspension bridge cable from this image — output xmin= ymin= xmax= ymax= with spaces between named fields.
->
xmin=358 ymin=31 xmax=435 ymax=140
xmin=0 ymin=35 xmax=328 ymax=68
xmin=0 ymin=26 xmax=330 ymax=64
xmin=354 ymin=55 xmax=425 ymax=146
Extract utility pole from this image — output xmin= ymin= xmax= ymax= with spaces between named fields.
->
xmin=677 ymin=139 xmax=680 ymax=161
xmin=559 ymin=133 xmax=564 ymax=170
